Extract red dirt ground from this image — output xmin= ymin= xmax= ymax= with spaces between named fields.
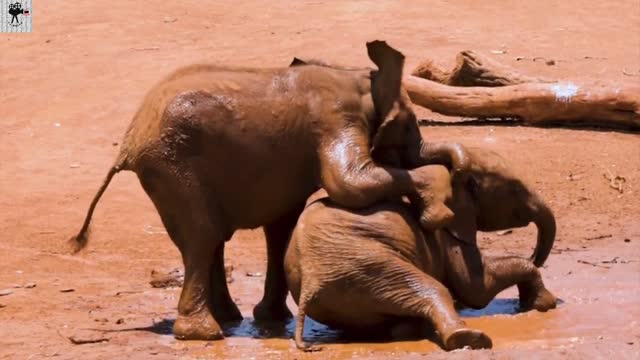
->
xmin=1 ymin=1 xmax=639 ymax=359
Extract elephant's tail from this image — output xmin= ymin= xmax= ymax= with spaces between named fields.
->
xmin=68 ymin=154 xmax=128 ymax=253
xmin=530 ymin=199 xmax=556 ymax=267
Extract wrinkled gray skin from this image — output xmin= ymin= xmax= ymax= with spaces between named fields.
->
xmin=68 ymin=41 xmax=471 ymax=341
xmin=285 ymin=153 xmax=557 ymax=352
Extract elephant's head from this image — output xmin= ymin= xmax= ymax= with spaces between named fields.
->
xmin=445 ymin=148 xmax=556 ymax=267
xmin=470 ymin=175 xmax=556 ymax=267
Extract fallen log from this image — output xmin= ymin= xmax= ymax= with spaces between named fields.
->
xmin=407 ymin=50 xmax=639 ymax=130
xmin=404 ymin=75 xmax=640 ymax=129
xmin=411 ymin=50 xmax=551 ymax=86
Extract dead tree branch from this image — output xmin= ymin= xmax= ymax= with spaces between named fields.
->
xmin=406 ymin=51 xmax=640 ymax=130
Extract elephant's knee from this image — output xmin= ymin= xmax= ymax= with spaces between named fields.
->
xmin=323 ymin=178 xmax=374 ymax=209
xmin=464 ymin=296 xmax=492 ymax=310
xmin=453 ymin=285 xmax=493 ymax=310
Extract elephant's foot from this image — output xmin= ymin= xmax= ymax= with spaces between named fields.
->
xmin=520 ymin=287 xmax=557 ymax=312
xmin=173 ymin=310 xmax=224 ymax=341
xmin=253 ymin=299 xmax=293 ymax=322
xmin=212 ymin=302 xmax=243 ymax=324
xmin=411 ymin=164 xmax=455 ymax=231
xmin=419 ymin=201 xmax=455 ymax=231
xmin=443 ymin=328 xmax=493 ymax=351
xmin=210 ymin=291 xmax=243 ymax=324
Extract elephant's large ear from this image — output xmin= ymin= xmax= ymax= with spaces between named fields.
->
xmin=445 ymin=179 xmax=479 ymax=245
xmin=370 ymin=119 xmax=405 ymax=166
xmin=366 ymin=40 xmax=405 ymax=127
xmin=370 ymin=103 xmax=407 ymax=163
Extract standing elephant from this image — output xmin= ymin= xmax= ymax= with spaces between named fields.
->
xmin=68 ymin=41 xmax=470 ymax=341
xmin=285 ymin=149 xmax=557 ymax=351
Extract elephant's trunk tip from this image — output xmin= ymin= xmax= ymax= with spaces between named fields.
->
xmin=531 ymin=200 xmax=556 ymax=268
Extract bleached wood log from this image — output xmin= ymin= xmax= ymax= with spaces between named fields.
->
xmin=404 ymin=75 xmax=640 ymax=129
xmin=411 ymin=50 xmax=552 ymax=86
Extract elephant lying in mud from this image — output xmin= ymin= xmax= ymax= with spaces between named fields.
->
xmin=285 ymin=148 xmax=558 ymax=351
xmin=68 ymin=41 xmax=471 ymax=341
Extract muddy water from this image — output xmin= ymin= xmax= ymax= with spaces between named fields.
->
xmin=174 ymin=253 xmax=640 ymax=359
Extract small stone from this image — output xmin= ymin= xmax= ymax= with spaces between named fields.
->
xmin=546 ymin=59 xmax=556 ymax=66
xmin=497 ymin=230 xmax=513 ymax=236
xmin=69 ymin=163 xmax=80 ymax=169
xmin=624 ymin=238 xmax=631 ymax=243
xmin=112 ymin=142 xmax=119 ymax=146
xmin=245 ymin=271 xmax=263 ymax=277
xmin=116 ymin=318 xmax=125 ymax=324
xmin=68 ymin=334 xmax=110 ymax=345
xmin=0 ymin=303 xmax=6 ymax=308
xmin=163 ymin=16 xmax=177 ymax=23
xmin=24 ymin=283 xmax=36 ymax=289
xmin=150 ymin=269 xmax=183 ymax=288
xmin=54 ymin=123 xmax=61 ymax=127
xmin=94 ymin=318 xmax=109 ymax=323
xmin=60 ymin=288 xmax=75 ymax=293
xmin=0 ymin=289 xmax=13 ymax=296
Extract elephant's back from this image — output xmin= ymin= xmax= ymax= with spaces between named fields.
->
xmin=120 ymin=65 xmax=315 ymax=166
xmin=289 ymin=199 xmax=434 ymax=329
xmin=294 ymin=199 xmax=427 ymax=272
xmin=121 ymin=65 xmax=331 ymax=229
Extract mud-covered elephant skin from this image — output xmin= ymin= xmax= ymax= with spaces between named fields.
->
xmin=451 ymin=145 xmax=557 ymax=268
xmin=67 ymin=41 xmax=471 ymax=341
xmin=285 ymin=155 xmax=557 ymax=351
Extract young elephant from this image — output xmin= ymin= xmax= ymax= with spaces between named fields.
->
xmin=68 ymin=41 xmax=468 ymax=341
xmin=285 ymin=153 xmax=557 ymax=351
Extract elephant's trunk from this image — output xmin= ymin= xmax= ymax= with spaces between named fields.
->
xmin=530 ymin=199 xmax=556 ymax=267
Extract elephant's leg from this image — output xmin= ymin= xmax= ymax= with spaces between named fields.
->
xmin=319 ymin=130 xmax=454 ymax=232
xmin=487 ymin=257 xmax=557 ymax=312
xmin=254 ymin=204 xmax=304 ymax=322
xmin=415 ymin=141 xmax=471 ymax=174
xmin=138 ymin=166 xmax=230 ymax=340
xmin=366 ymin=261 xmax=492 ymax=351
xmin=456 ymin=255 xmax=557 ymax=312
xmin=209 ymin=243 xmax=242 ymax=323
